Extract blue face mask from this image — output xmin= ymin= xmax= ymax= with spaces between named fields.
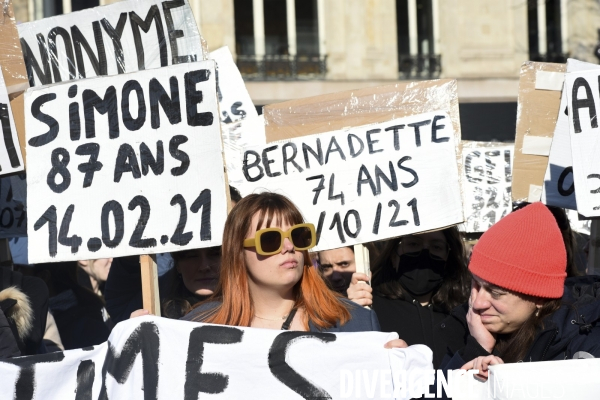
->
xmin=397 ymin=250 xmax=446 ymax=296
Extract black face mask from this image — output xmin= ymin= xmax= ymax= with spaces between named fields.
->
xmin=396 ymin=250 xmax=446 ymax=296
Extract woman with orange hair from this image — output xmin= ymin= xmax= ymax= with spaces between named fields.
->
xmin=182 ymin=192 xmax=382 ymax=332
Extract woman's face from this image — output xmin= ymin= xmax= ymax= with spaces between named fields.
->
xmin=470 ymin=274 xmax=540 ymax=334
xmin=392 ymin=230 xmax=448 ymax=269
xmin=78 ymin=258 xmax=113 ymax=282
xmin=176 ymin=247 xmax=221 ymax=296
xmin=243 ymin=213 xmax=305 ymax=293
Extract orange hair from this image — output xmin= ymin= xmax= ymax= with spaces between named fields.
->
xmin=190 ymin=192 xmax=351 ymax=329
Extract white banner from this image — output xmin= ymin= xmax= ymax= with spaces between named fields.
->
xmin=0 ymin=316 xmax=434 ymax=400
xmin=237 ymin=111 xmax=464 ymax=250
xmin=566 ymin=69 xmax=600 ymax=217
xmin=461 ymin=143 xmax=513 ymax=233
xmin=209 ymin=46 xmax=257 ymax=125
xmin=542 ymin=59 xmax=600 ymax=210
xmin=18 ymin=0 xmax=205 ymax=87
xmin=0 ymin=72 xmax=25 ymax=176
xmin=25 ymin=61 xmax=228 ymax=263
xmin=0 ymin=173 xmax=27 ymax=239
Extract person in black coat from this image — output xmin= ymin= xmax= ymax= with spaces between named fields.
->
xmin=0 ymin=267 xmax=48 ymax=356
xmin=347 ymin=226 xmax=470 ymax=367
xmin=440 ymin=203 xmax=600 ymax=383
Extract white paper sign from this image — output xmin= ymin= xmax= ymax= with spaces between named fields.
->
xmin=237 ymin=111 xmax=464 ymax=250
xmin=0 ymin=173 xmax=27 ymax=239
xmin=461 ymin=143 xmax=513 ymax=233
xmin=25 ymin=61 xmax=227 ymax=263
xmin=210 ymin=46 xmax=258 ymax=124
xmin=18 ymin=0 xmax=205 ymax=87
xmin=542 ymin=59 xmax=600 ymax=210
xmin=0 ymin=73 xmax=25 ymax=175
xmin=566 ymin=69 xmax=600 ymax=217
xmin=223 ymin=115 xmax=267 ymax=189
xmin=0 ymin=316 xmax=434 ymax=400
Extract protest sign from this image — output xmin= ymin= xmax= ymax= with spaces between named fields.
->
xmin=18 ymin=0 xmax=205 ymax=88
xmin=512 ymin=62 xmax=565 ymax=203
xmin=0 ymin=316 xmax=433 ymax=400
xmin=0 ymin=71 xmax=25 ymax=176
xmin=223 ymin=115 xmax=267 ymax=189
xmin=542 ymin=59 xmax=600 ymax=210
xmin=25 ymin=60 xmax=228 ymax=263
xmin=210 ymin=46 xmax=258 ymax=125
xmin=566 ymin=69 xmax=600 ymax=217
xmin=0 ymin=0 xmax=29 ymax=95
xmin=461 ymin=142 xmax=513 ymax=233
xmin=238 ymin=110 xmax=464 ymax=251
xmin=0 ymin=173 xmax=27 ymax=239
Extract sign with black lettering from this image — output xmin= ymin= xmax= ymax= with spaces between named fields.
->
xmin=0 ymin=316 xmax=433 ymax=399
xmin=542 ymin=59 xmax=599 ymax=210
xmin=0 ymin=72 xmax=25 ymax=176
xmin=461 ymin=142 xmax=513 ymax=233
xmin=25 ymin=61 xmax=227 ymax=263
xmin=210 ymin=46 xmax=258 ymax=125
xmin=566 ymin=69 xmax=600 ymax=217
xmin=18 ymin=0 xmax=204 ymax=87
xmin=0 ymin=174 xmax=27 ymax=238
xmin=237 ymin=112 xmax=464 ymax=250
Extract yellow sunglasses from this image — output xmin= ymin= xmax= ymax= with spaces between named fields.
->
xmin=243 ymin=223 xmax=317 ymax=256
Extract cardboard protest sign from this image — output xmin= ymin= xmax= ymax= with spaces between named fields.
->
xmin=0 ymin=316 xmax=434 ymax=400
xmin=0 ymin=173 xmax=27 ymax=238
xmin=566 ymin=69 xmax=600 ymax=217
xmin=238 ymin=110 xmax=464 ymax=251
xmin=0 ymin=71 xmax=25 ymax=175
xmin=0 ymin=0 xmax=29 ymax=95
xmin=210 ymin=46 xmax=258 ymax=124
xmin=25 ymin=61 xmax=228 ymax=263
xmin=461 ymin=142 xmax=513 ymax=233
xmin=18 ymin=0 xmax=206 ymax=88
xmin=542 ymin=59 xmax=600 ymax=210
xmin=512 ymin=62 xmax=565 ymax=203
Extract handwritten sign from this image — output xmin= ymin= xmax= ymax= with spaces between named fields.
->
xmin=18 ymin=0 xmax=204 ymax=87
xmin=0 ymin=174 xmax=27 ymax=238
xmin=0 ymin=71 xmax=24 ymax=175
xmin=461 ymin=143 xmax=513 ymax=232
xmin=0 ymin=316 xmax=433 ymax=400
xmin=237 ymin=111 xmax=464 ymax=250
xmin=542 ymin=59 xmax=600 ymax=210
xmin=566 ymin=69 xmax=600 ymax=217
xmin=210 ymin=46 xmax=258 ymax=124
xmin=25 ymin=61 xmax=228 ymax=263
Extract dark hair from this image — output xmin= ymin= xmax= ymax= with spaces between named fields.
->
xmin=494 ymin=297 xmax=563 ymax=362
xmin=512 ymin=202 xmax=580 ymax=277
xmin=371 ymin=226 xmax=470 ymax=312
xmin=229 ymin=185 xmax=242 ymax=204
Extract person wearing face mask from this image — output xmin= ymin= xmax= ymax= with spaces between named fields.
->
xmin=347 ymin=227 xmax=470 ymax=367
xmin=317 ymin=246 xmax=356 ymax=295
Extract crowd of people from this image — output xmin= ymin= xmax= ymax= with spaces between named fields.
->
xmin=1 ymin=187 xmax=599 ymax=389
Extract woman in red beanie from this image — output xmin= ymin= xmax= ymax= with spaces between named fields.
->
xmin=441 ymin=202 xmax=600 ymax=381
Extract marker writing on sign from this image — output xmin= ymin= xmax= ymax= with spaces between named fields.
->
xmin=20 ymin=0 xmax=198 ymax=86
xmin=1 ymin=322 xmax=337 ymax=400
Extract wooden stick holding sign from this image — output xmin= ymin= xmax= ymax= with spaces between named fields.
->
xmin=353 ymin=244 xmax=371 ymax=309
xmin=140 ymin=255 xmax=161 ymax=316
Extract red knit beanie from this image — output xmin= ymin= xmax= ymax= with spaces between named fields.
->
xmin=469 ymin=202 xmax=566 ymax=298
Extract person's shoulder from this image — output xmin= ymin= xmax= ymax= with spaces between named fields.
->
xmin=336 ymin=297 xmax=380 ymax=332
xmin=180 ymin=300 xmax=221 ymax=322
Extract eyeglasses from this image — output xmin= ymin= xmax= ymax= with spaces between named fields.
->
xmin=243 ymin=223 xmax=316 ymax=256
xmin=397 ymin=236 xmax=450 ymax=261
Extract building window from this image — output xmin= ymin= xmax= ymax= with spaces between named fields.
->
xmin=234 ymin=0 xmax=326 ymax=80
xmin=41 ymin=0 xmax=99 ymax=18
xmin=528 ymin=0 xmax=567 ymax=62
xmin=396 ymin=0 xmax=441 ymax=79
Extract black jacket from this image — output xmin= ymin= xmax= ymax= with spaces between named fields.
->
xmin=373 ymin=293 xmax=460 ymax=368
xmin=441 ymin=276 xmax=600 ymax=371
xmin=0 ymin=268 xmax=48 ymax=356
